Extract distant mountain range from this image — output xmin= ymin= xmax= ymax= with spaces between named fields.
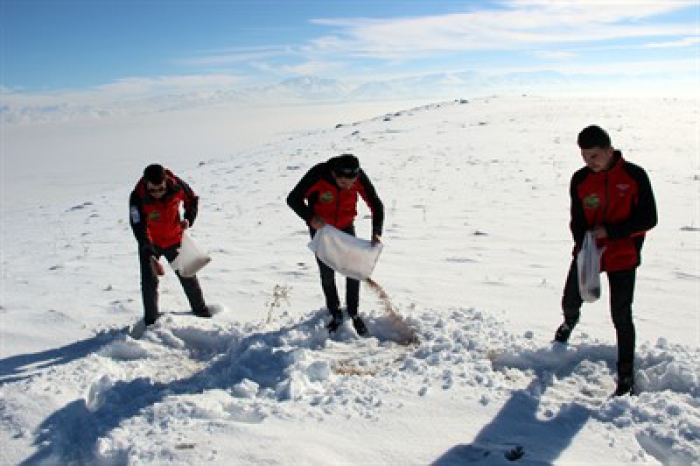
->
xmin=259 ymin=71 xmax=571 ymax=101
xmin=2 ymin=70 xmax=695 ymax=124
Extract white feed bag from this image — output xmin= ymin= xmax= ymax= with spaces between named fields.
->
xmin=577 ymin=231 xmax=604 ymax=303
xmin=308 ymin=225 xmax=383 ymax=281
xmin=171 ymin=231 xmax=212 ymax=277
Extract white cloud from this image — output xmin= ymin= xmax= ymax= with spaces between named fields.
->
xmin=645 ymin=36 xmax=700 ymax=48
xmin=307 ymin=1 xmax=697 ymax=59
xmin=532 ymin=51 xmax=576 ymax=60
xmin=279 ymin=60 xmax=345 ymax=76
xmin=530 ymin=57 xmax=698 ymax=76
xmin=505 ymin=0 xmax=695 ymax=23
xmin=96 ymin=74 xmax=244 ymax=95
xmin=1 ymin=74 xmax=246 ymax=112
xmin=174 ymin=46 xmax=293 ymax=66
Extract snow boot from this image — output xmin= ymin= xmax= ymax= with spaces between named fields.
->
xmin=614 ymin=376 xmax=636 ymax=397
xmin=554 ymin=322 xmax=574 ymax=343
xmin=194 ymin=306 xmax=212 ymax=318
xmin=614 ymin=362 xmax=636 ymax=396
xmin=555 ymin=309 xmax=580 ymax=343
xmin=327 ymin=316 xmax=343 ymax=334
xmin=352 ymin=316 xmax=368 ymax=337
xmin=327 ymin=310 xmax=343 ymax=334
xmin=144 ymin=312 xmax=162 ymax=326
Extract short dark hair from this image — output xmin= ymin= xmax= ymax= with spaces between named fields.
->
xmin=331 ymin=153 xmax=360 ymax=177
xmin=143 ymin=164 xmax=166 ymax=184
xmin=578 ymin=125 xmax=611 ymax=149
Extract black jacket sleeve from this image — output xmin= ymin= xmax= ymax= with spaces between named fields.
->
xmin=358 ymin=170 xmax=384 ymax=237
xmin=605 ymin=163 xmax=658 ymax=240
xmin=569 ymin=168 xmax=589 ymax=248
xmin=129 ymin=190 xmax=150 ymax=246
xmin=286 ymin=164 xmax=323 ymax=224
xmin=176 ymin=176 xmax=199 ymax=227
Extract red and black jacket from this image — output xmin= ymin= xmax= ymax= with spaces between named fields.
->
xmin=287 ymin=158 xmax=384 ymax=236
xmin=129 ymin=170 xmax=199 ymax=249
xmin=570 ymin=151 xmax=657 ymax=272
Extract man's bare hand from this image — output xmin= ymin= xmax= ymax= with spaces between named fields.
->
xmin=593 ymin=226 xmax=608 ymax=239
xmin=310 ymin=216 xmax=326 ymax=230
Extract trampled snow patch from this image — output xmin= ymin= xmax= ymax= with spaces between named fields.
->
xmin=4 ymin=305 xmax=698 ymax=464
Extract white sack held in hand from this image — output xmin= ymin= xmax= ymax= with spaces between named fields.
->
xmin=170 ymin=231 xmax=212 ymax=277
xmin=577 ymin=230 xmax=604 ymax=302
xmin=308 ymin=225 xmax=383 ymax=281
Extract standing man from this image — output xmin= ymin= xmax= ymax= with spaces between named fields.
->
xmin=287 ymin=154 xmax=384 ymax=336
xmin=129 ymin=164 xmax=211 ymax=326
xmin=554 ymin=126 xmax=657 ymax=396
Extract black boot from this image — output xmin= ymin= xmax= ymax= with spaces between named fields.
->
xmin=194 ymin=306 xmax=212 ymax=318
xmin=352 ymin=316 xmax=368 ymax=337
xmin=554 ymin=307 xmax=580 ymax=343
xmin=554 ymin=322 xmax=575 ymax=343
xmin=614 ymin=376 xmax=635 ymax=397
xmin=144 ymin=312 xmax=162 ymax=326
xmin=327 ymin=309 xmax=343 ymax=334
xmin=614 ymin=362 xmax=636 ymax=396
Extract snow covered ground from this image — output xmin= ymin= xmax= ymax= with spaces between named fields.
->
xmin=1 ymin=96 xmax=698 ymax=465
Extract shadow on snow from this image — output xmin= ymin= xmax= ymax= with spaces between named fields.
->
xmin=19 ymin=310 xmax=377 ymax=464
xmin=431 ymin=378 xmax=591 ymax=466
xmin=0 ymin=330 xmax=123 ymax=386
xmin=431 ymin=344 xmax=619 ymax=465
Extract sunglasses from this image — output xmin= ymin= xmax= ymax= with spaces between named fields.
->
xmin=336 ymin=168 xmax=359 ymax=179
xmin=147 ymin=183 xmax=167 ymax=194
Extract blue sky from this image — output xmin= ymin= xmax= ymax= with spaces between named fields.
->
xmin=2 ymin=0 xmax=699 ymax=97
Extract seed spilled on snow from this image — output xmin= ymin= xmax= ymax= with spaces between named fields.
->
xmin=366 ymin=278 xmax=418 ymax=345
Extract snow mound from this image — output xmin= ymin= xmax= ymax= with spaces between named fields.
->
xmin=6 ymin=307 xmax=698 ymax=465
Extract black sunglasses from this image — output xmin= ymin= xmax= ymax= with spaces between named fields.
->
xmin=147 ymin=183 xmax=167 ymax=193
xmin=336 ymin=168 xmax=359 ymax=178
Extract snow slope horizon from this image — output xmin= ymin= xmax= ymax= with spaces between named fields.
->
xmin=1 ymin=96 xmax=699 ymax=465
xmin=1 ymin=98 xmax=439 ymax=215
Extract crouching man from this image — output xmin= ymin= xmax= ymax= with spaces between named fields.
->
xmin=287 ymin=154 xmax=384 ymax=336
xmin=129 ymin=164 xmax=211 ymax=326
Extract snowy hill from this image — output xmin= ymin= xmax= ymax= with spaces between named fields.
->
xmin=1 ymin=96 xmax=698 ymax=465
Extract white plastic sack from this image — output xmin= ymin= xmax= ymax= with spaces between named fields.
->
xmin=170 ymin=231 xmax=212 ymax=277
xmin=577 ymin=231 xmax=604 ymax=302
xmin=308 ymin=225 xmax=383 ymax=281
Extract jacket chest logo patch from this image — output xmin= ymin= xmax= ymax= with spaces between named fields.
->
xmin=148 ymin=211 xmax=162 ymax=222
xmin=583 ymin=194 xmax=601 ymax=209
xmin=616 ymin=183 xmax=631 ymax=196
xmin=320 ymin=191 xmax=335 ymax=203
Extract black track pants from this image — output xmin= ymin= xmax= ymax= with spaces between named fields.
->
xmin=561 ymin=259 xmax=636 ymax=367
xmin=139 ymin=243 xmax=207 ymax=324
xmin=311 ymin=225 xmax=360 ymax=318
